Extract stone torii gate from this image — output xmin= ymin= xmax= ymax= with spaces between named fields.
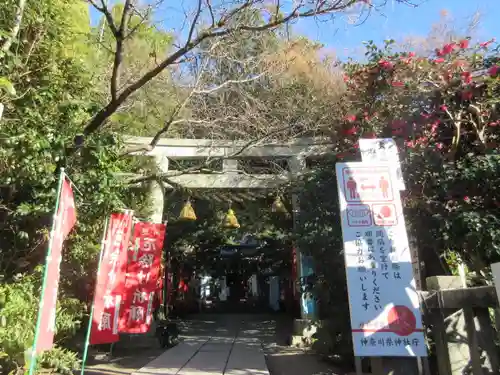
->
xmin=124 ymin=135 xmax=332 ymax=323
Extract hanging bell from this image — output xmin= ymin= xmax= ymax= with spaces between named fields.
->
xmin=179 ymin=200 xmax=197 ymax=221
xmin=223 ymin=208 xmax=240 ymax=228
xmin=271 ymin=196 xmax=288 ymax=215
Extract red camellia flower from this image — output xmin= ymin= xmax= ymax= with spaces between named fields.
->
xmin=434 ymin=57 xmax=445 ymax=64
xmin=459 ymin=39 xmax=469 ymax=49
xmin=405 ymin=140 xmax=415 ymax=148
xmin=489 ymin=121 xmax=499 ymax=127
xmin=461 ymin=71 xmax=472 ymax=84
xmin=378 ymin=59 xmax=394 ymax=70
xmin=440 ymin=104 xmax=448 ymax=111
xmin=488 ymin=65 xmax=499 ymax=77
xmin=345 ymin=114 xmax=357 ymax=123
xmin=463 ymin=196 xmax=471 ymax=203
xmin=441 ymin=43 xmax=456 ymax=55
xmin=391 ymin=81 xmax=405 ymax=87
xmin=435 ymin=143 xmax=444 ymax=150
xmin=343 ymin=127 xmax=357 ymax=136
xmin=408 ymin=52 xmax=416 ymax=57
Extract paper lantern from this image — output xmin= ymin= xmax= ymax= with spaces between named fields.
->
xmin=179 ymin=200 xmax=197 ymax=221
xmin=223 ymin=208 xmax=240 ymax=228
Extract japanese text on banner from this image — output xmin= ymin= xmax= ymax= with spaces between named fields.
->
xmin=89 ymin=212 xmax=132 ymax=345
xmin=119 ymin=222 xmax=165 ymax=334
xmin=335 ymin=163 xmax=427 ymax=357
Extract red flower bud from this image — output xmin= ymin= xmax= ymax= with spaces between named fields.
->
xmin=480 ymin=38 xmax=495 ymax=48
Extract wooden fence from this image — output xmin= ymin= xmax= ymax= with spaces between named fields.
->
xmin=364 ymin=276 xmax=500 ymax=375
xmin=421 ymin=277 xmax=500 ymax=375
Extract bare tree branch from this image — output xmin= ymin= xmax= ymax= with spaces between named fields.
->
xmin=80 ymin=0 xmax=383 ymax=139
xmin=110 ymin=0 xmax=133 ymax=101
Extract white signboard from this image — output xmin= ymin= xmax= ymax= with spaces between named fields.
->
xmin=359 ymin=138 xmax=421 ymax=290
xmin=359 ymin=138 xmax=405 ymax=191
xmin=336 ymin=162 xmax=427 ymax=357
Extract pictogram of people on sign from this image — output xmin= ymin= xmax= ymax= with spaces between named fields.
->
xmin=346 ymin=177 xmax=359 ymax=199
xmin=379 ymin=176 xmax=389 ymax=198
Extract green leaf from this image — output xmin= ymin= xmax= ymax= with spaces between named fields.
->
xmin=0 ymin=77 xmax=16 ymax=96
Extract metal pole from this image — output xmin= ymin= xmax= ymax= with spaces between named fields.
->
xmin=80 ymin=217 xmax=110 ymax=375
xmin=28 ymin=168 xmax=66 ymax=375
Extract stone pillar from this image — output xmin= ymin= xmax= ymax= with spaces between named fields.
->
xmin=147 ymin=156 xmax=168 ymax=336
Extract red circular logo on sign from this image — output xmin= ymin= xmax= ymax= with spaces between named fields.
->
xmin=388 ymin=305 xmax=416 ymax=336
xmin=379 ymin=205 xmax=392 ymax=218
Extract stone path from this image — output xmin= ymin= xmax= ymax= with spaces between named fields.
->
xmin=131 ymin=315 xmax=270 ymax=375
xmin=84 ymin=314 xmax=347 ymax=375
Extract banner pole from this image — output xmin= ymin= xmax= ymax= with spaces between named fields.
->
xmin=28 ymin=168 xmax=66 ymax=375
xmin=80 ymin=216 xmax=110 ymax=375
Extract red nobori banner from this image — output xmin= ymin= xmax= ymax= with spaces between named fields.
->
xmin=35 ymin=177 xmax=77 ymax=353
xmin=119 ymin=222 xmax=165 ymax=334
xmin=89 ymin=211 xmax=133 ymax=345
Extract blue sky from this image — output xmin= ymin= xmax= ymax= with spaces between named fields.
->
xmin=90 ymin=0 xmax=499 ymax=60
xmin=294 ymin=0 xmax=499 ymax=59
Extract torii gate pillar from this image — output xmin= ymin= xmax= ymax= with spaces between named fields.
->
xmin=149 ymin=156 xmax=169 ymax=224
xmin=289 ymin=156 xmax=317 ymax=321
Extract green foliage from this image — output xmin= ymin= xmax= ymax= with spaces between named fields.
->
xmin=0 ymin=275 xmax=84 ymax=373
xmin=39 ymin=346 xmax=81 ymax=375
xmin=291 ymin=155 xmax=353 ymax=359
xmin=0 ymin=0 xmax=151 ymax=371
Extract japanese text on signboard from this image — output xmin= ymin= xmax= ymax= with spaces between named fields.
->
xmin=336 ymin=162 xmax=426 ymax=357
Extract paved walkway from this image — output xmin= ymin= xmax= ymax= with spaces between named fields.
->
xmin=132 ymin=315 xmax=270 ymax=375
xmin=85 ymin=314 xmax=347 ymax=375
